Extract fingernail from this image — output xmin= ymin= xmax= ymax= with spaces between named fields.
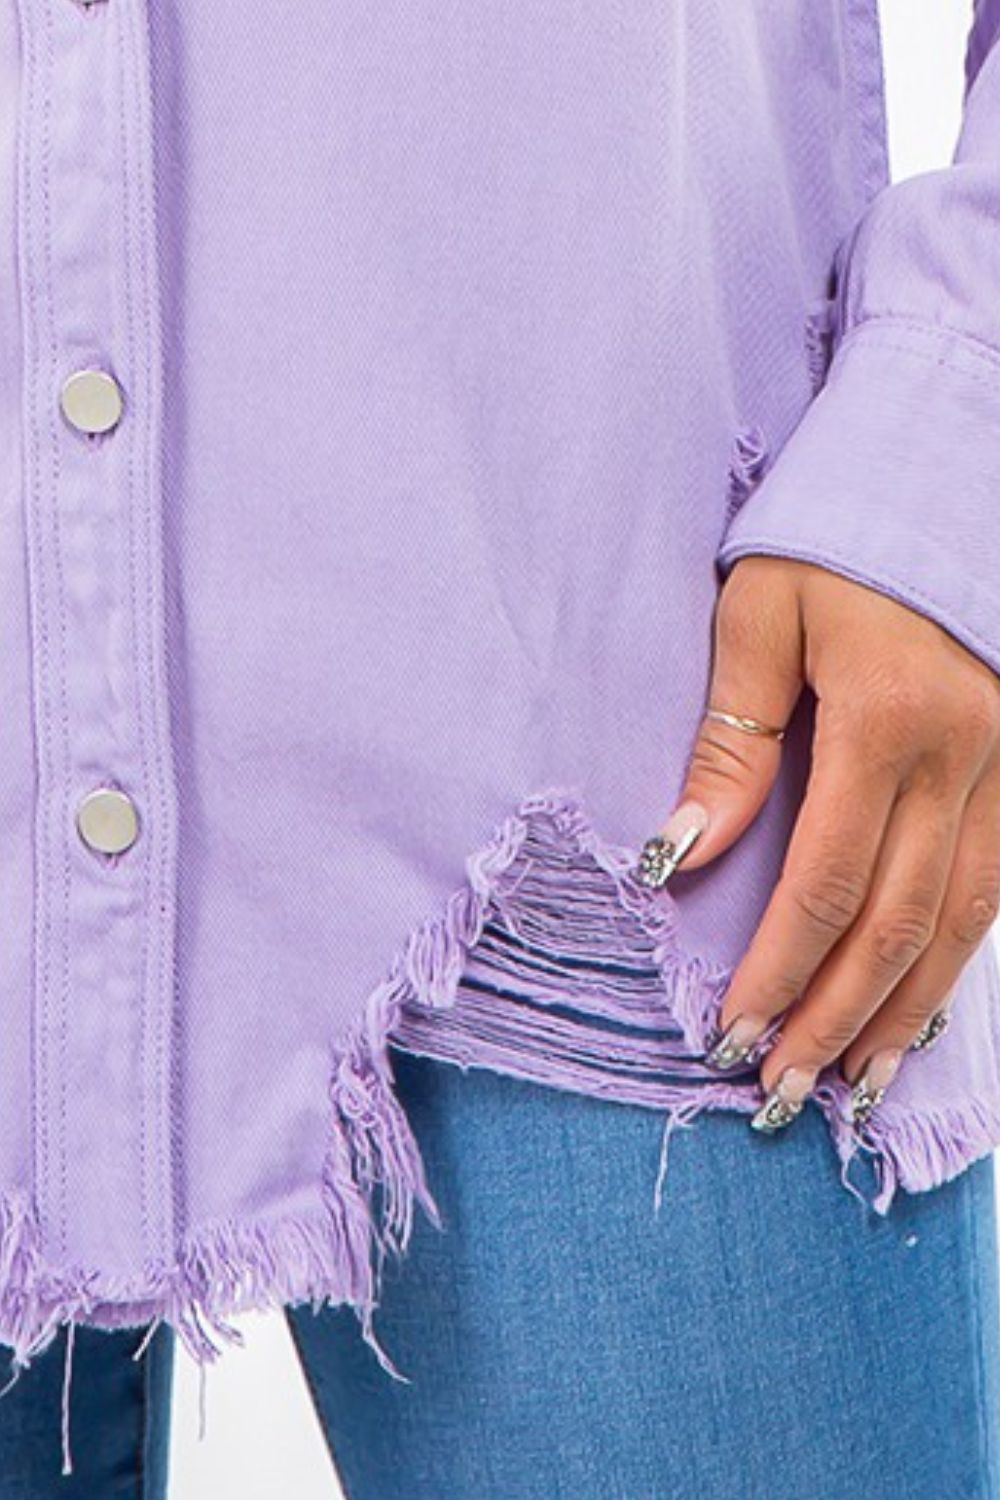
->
xmin=635 ymin=800 xmax=709 ymax=889
xmin=750 ymin=1066 xmax=816 ymax=1134
xmin=705 ymin=1013 xmax=769 ymax=1070
xmin=910 ymin=1008 xmax=951 ymax=1052
xmin=850 ymin=1047 xmax=903 ymax=1126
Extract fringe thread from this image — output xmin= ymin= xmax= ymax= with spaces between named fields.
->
xmin=1 ymin=784 xmax=1000 ymax=1467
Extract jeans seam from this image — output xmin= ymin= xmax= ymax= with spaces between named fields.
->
xmin=137 ymin=1329 xmax=150 ymax=1500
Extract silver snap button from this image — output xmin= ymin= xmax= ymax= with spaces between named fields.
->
xmin=76 ymin=788 xmax=140 ymax=854
xmin=59 ymin=368 xmax=124 ymax=435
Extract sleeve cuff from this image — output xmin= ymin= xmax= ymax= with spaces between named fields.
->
xmin=715 ymin=316 xmax=1000 ymax=680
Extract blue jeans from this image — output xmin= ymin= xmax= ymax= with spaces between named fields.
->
xmin=3 ymin=1048 xmax=1000 ymax=1498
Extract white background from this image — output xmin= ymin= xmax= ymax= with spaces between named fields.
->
xmin=166 ymin=5 xmax=989 ymax=1495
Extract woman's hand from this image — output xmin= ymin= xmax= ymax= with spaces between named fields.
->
xmin=659 ymin=555 xmax=1000 ymax=1130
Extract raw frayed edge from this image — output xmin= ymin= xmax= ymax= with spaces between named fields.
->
xmin=0 ymin=1069 xmax=437 ymax=1472
xmin=0 ymin=988 xmax=448 ymax=1469
xmin=389 ymin=783 xmax=736 ymax=1049
xmin=4 ymin=782 xmax=1000 ymax=1465
xmin=805 ymin=296 xmax=837 ymax=393
xmin=723 ymin=424 xmax=769 ymax=527
xmin=0 ymin=787 xmax=721 ymax=1398
xmin=0 ymin=1068 xmax=438 ymax=1363
xmin=361 ymin=784 xmax=1000 ymax=1248
xmin=812 ymin=1075 xmax=1000 ymax=1217
xmin=506 ymin=789 xmax=735 ymax=1049
xmin=653 ymin=1074 xmax=1000 ymax=1225
xmin=652 ymin=1083 xmax=760 ymax=1214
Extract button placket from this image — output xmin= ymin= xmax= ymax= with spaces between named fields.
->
xmin=18 ymin=0 xmax=179 ymax=1277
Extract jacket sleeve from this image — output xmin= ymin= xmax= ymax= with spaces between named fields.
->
xmin=715 ymin=2 xmax=1000 ymax=679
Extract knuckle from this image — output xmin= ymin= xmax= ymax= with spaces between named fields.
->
xmin=785 ymin=864 xmax=869 ymax=934
xmin=826 ymin=683 xmax=919 ymax=775
xmin=893 ymin=999 xmax=944 ymax=1039
xmin=939 ymin=685 xmax=1000 ymax=768
xmin=868 ymin=902 xmax=937 ymax=970
xmin=947 ymin=874 xmax=1000 ymax=949
xmin=686 ymin=736 xmax=751 ymax=792
xmin=795 ymin=1012 xmax=858 ymax=1060
xmin=961 ymin=677 xmax=1000 ymax=745
xmin=753 ymin=972 xmax=804 ymax=1017
xmin=851 ymin=668 xmax=1000 ymax=779
xmin=865 ymin=676 xmax=930 ymax=746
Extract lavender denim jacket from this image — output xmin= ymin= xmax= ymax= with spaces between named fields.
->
xmin=2 ymin=0 xmax=1000 ymax=1441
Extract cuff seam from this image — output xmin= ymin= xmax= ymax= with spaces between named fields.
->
xmin=715 ymin=534 xmax=1000 ymax=669
xmin=838 ymin=314 xmax=1000 ymax=385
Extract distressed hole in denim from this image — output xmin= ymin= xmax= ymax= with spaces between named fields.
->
xmin=391 ymin=790 xmax=760 ymax=1107
xmin=3 ymin=793 xmax=996 ymax=1419
xmin=804 ymin=296 xmax=837 ymax=393
xmin=722 ymin=423 xmax=769 ymax=530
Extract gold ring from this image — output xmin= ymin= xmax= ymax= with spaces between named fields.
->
xmin=705 ymin=707 xmax=786 ymax=741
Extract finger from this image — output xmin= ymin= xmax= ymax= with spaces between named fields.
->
xmin=840 ymin=756 xmax=1000 ymax=1099
xmin=642 ymin=560 xmax=803 ymax=883
xmin=705 ymin=695 xmax=899 ymax=1066
xmin=755 ymin=771 xmax=967 ymax=1108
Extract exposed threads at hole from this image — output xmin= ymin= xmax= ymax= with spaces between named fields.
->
xmin=804 ymin=297 xmax=837 ymax=393
xmin=392 ymin=794 xmax=742 ymax=1102
xmin=723 ymin=422 xmax=769 ymax=527
xmin=459 ymin=808 xmax=686 ymax=1023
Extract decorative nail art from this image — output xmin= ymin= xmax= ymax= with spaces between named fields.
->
xmin=705 ymin=1014 xmax=767 ymax=1070
xmin=849 ymin=1047 xmax=902 ymax=1126
xmin=750 ymin=1066 xmax=815 ymax=1134
xmin=635 ymin=801 xmax=708 ymax=889
xmin=910 ymin=1009 xmax=951 ymax=1052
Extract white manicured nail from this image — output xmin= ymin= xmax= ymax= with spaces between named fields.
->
xmin=750 ymin=1066 xmax=816 ymax=1133
xmin=705 ymin=1013 xmax=768 ymax=1070
xmin=850 ymin=1047 xmax=903 ymax=1126
xmin=635 ymin=801 xmax=709 ymax=889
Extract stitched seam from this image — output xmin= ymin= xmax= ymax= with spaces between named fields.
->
xmin=130 ymin=0 xmax=181 ymax=1253
xmin=123 ymin=0 xmax=176 ymax=1262
xmin=127 ymin=0 xmax=165 ymax=1263
xmin=137 ymin=0 xmax=177 ymax=1264
xmin=15 ymin=0 xmax=56 ymax=1269
xmin=41 ymin=0 xmax=74 ymax=1266
xmin=838 ymin=316 xmax=1000 ymax=383
xmin=117 ymin=0 xmax=150 ymax=1261
xmin=842 ymin=0 xmax=891 ymax=205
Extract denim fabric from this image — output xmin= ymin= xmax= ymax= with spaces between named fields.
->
xmin=7 ymin=0 xmax=1000 ymax=1397
xmin=4 ymin=1051 xmax=999 ymax=1499
xmin=0 ymin=1323 xmax=174 ymax=1499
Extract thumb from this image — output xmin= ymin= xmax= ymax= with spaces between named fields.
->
xmin=641 ymin=560 xmax=805 ymax=885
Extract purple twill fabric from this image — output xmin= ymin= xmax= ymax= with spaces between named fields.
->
xmin=3 ymin=0 xmax=1000 ymax=1438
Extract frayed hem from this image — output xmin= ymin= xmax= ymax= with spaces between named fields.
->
xmin=474 ymin=1056 xmax=1000 ymax=1227
xmin=3 ymin=783 xmax=1000 ymax=1474
xmin=0 ymin=1184 xmax=430 ymax=1475
xmin=812 ymin=1076 xmax=1000 ymax=1217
